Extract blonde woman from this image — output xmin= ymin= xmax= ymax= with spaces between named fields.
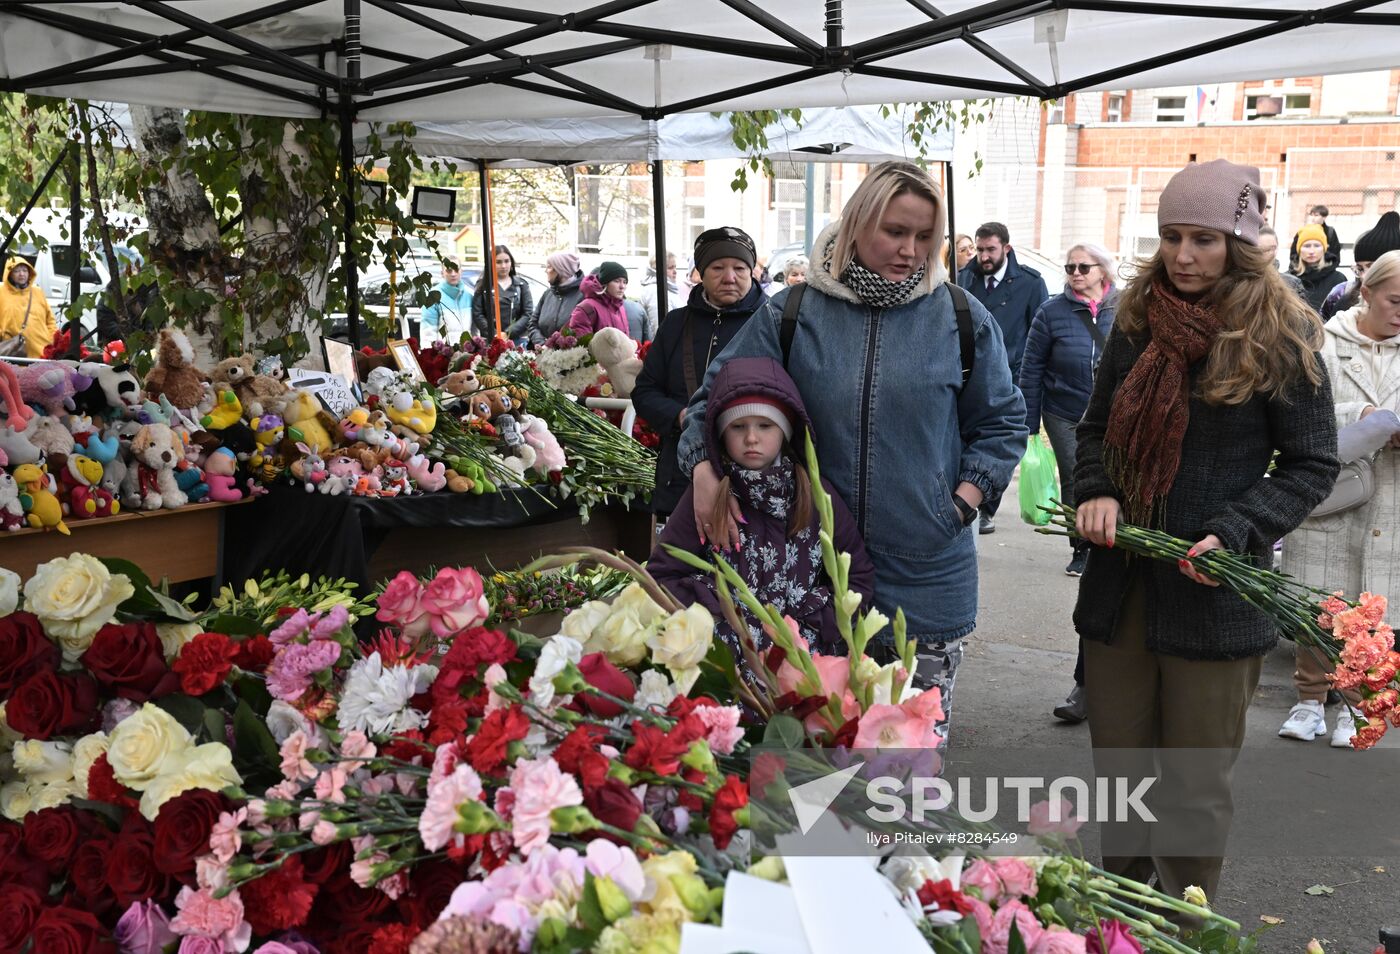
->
xmin=1074 ymin=159 xmax=1338 ymax=900
xmin=1281 ymin=248 xmax=1400 ymax=747
xmin=673 ymin=160 xmax=1028 ymax=737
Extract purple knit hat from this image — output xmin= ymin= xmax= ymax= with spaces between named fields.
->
xmin=1157 ymin=158 xmax=1267 ymax=246
xmin=546 ymin=251 xmax=580 ymax=279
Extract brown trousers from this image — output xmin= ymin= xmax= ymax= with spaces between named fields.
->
xmin=1083 ymin=577 xmax=1263 ymax=903
xmin=1294 ymin=641 xmax=1361 ymax=706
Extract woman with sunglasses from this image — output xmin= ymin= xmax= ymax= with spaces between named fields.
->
xmin=1018 ymin=243 xmax=1118 ymax=722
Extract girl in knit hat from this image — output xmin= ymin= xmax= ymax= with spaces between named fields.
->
xmin=567 ymin=261 xmax=631 ymax=337
xmin=1291 ymin=222 xmax=1346 ymax=313
xmin=1074 ymin=158 xmax=1339 ymax=905
xmin=647 ymin=356 xmax=875 ymax=685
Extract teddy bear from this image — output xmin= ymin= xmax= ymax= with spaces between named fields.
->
xmin=59 ymin=454 xmax=120 ymax=519
xmin=144 ymin=329 xmax=208 ymax=410
xmin=518 ymin=413 xmax=566 ymax=475
xmin=588 ymin=327 xmax=642 ymax=398
xmin=282 ymin=390 xmax=342 ymax=454
xmin=122 ymin=422 xmax=188 ymax=511
xmin=13 ymin=462 xmax=68 ymax=534
xmin=212 ymin=353 xmax=289 ymax=417
xmin=30 ymin=415 xmax=76 ymax=461
xmin=404 ymin=453 xmax=447 ymax=493
xmin=438 ymin=368 xmax=481 ymax=397
xmin=0 ymin=473 xmax=25 ymax=531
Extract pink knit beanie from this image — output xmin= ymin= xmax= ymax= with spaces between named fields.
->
xmin=1157 ymin=159 xmax=1267 ymax=246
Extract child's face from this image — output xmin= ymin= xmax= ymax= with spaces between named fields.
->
xmin=723 ymin=416 xmax=783 ymax=469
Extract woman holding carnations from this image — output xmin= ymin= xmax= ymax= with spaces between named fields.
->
xmin=1073 ymin=159 xmax=1339 ymax=901
xmin=1280 ymin=249 xmax=1400 ymax=748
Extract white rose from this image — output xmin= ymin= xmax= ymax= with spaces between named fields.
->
xmin=558 ymin=600 xmax=612 ymax=642
xmin=648 ymin=605 xmax=714 ymax=694
xmin=0 ymin=568 xmax=20 ymax=617
xmin=138 ymin=741 xmax=242 ymax=821
xmin=611 ymin=583 xmax=668 ymax=627
xmin=107 ymin=703 xmax=193 ymax=790
xmin=529 ymin=635 xmax=583 ymax=708
xmin=71 ymin=732 xmax=110 ymax=798
xmin=32 ymin=779 xmax=77 ymax=811
xmin=586 ymin=607 xmax=653 ymax=668
xmin=155 ymin=622 xmax=202 ymax=661
xmin=11 ymin=739 xmax=74 ymax=783
xmin=0 ymin=780 xmax=35 ymax=820
xmin=264 ymin=700 xmax=315 ymax=745
xmin=23 ymin=554 xmax=135 ymax=661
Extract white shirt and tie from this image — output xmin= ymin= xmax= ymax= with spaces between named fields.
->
xmin=984 ymin=257 xmax=1009 ymax=293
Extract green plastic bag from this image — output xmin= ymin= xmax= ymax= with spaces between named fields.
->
xmin=1018 ymin=433 xmax=1059 ymax=526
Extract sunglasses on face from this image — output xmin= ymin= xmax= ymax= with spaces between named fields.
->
xmin=1064 ymin=263 xmax=1096 ymax=275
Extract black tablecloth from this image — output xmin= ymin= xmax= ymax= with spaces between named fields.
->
xmin=223 ymin=483 xmax=568 ymax=589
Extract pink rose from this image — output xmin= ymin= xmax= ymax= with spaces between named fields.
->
xmin=251 ymin=944 xmax=306 ymax=954
xmin=420 ymin=567 xmax=490 ymax=638
xmin=1031 ymin=929 xmax=1089 ymax=954
xmin=178 ymin=938 xmax=226 ymax=954
xmin=961 ymin=859 xmax=1004 ymax=904
xmin=376 ymin=571 xmax=430 ymax=637
xmin=1086 ymin=920 xmax=1144 ymax=954
xmin=1028 ymin=798 xmax=1084 ymax=837
xmin=991 ymin=857 xmax=1038 ymax=901
xmin=114 ymin=900 xmax=177 ymax=954
xmin=988 ymin=900 xmax=1044 ymax=954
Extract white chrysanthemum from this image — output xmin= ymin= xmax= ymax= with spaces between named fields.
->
xmin=337 ymin=653 xmax=438 ymax=735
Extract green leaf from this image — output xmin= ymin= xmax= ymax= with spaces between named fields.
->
xmin=69 ymin=797 xmax=127 ymax=830
xmin=201 ymin=614 xmax=264 ymax=637
xmin=202 ymin=707 xmax=227 ymax=745
xmin=154 ymin=693 xmax=207 ymax=735
xmin=763 ymin=714 xmax=805 ymax=750
xmin=1007 ymin=923 xmax=1028 ymax=954
xmin=578 ymin=872 xmax=607 ymax=933
xmin=232 ymin=699 xmax=282 ymax=782
xmin=1303 ymin=883 xmax=1334 ymax=896
xmin=147 ymin=586 xmax=198 ymax=622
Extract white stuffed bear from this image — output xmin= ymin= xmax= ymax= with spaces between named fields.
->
xmin=122 ymin=423 xmax=188 ymax=511
xmin=518 ymin=413 xmax=566 ymax=476
xmin=588 ymin=327 xmax=642 ymax=398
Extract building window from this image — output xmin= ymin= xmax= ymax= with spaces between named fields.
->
xmin=1245 ymin=92 xmax=1312 ymax=119
xmin=1154 ymin=96 xmax=1187 ymax=122
xmin=1106 ymin=93 xmax=1125 ymax=122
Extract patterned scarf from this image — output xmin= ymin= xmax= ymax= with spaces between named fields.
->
xmin=840 ymin=261 xmax=927 ymax=309
xmin=723 ymin=455 xmax=795 ymax=521
xmin=1104 ymin=281 xmax=1225 ymax=525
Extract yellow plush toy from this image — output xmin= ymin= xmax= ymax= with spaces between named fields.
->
xmin=385 ymin=390 xmax=437 ymax=435
xmin=201 ymin=389 xmax=244 ymax=430
xmin=282 ymin=391 xmax=339 ymax=453
xmin=14 ymin=462 xmax=69 ymax=535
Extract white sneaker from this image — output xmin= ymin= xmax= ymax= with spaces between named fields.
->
xmin=1330 ymin=712 xmax=1359 ymax=749
xmin=1278 ymin=701 xmax=1327 ymax=740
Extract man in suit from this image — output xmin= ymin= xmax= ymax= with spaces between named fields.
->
xmin=958 ymin=222 xmax=1048 ymax=534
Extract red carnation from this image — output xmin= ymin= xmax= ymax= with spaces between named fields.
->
xmin=0 ymin=611 xmax=59 ymax=695
xmin=552 ymin=725 xmax=606 ymax=776
xmin=380 ymin=730 xmax=432 ymax=763
xmin=240 ymin=853 xmax=319 ymax=934
xmin=106 ymin=819 xmax=170 ymax=908
xmin=0 ymin=884 xmax=43 ymax=953
xmin=30 ymin=905 xmax=115 ymax=954
xmin=81 ymin=622 xmax=180 ymax=701
xmin=917 ymin=878 xmax=974 ymax=915
xmin=172 ymin=632 xmax=238 ymax=696
xmin=5 ymin=670 xmax=99 ymax=740
xmin=369 ymin=921 xmax=420 ymax=954
xmin=465 ymin=704 xmax=530 ymax=774
xmin=750 ymin=752 xmax=787 ymax=795
xmin=86 ymin=752 xmax=139 ymax=810
xmin=436 ymin=628 xmax=517 ymax=697
xmin=584 ymin=778 xmax=644 ymax=835
xmin=154 ymin=789 xmax=231 ymax=882
xmin=232 ymin=633 xmax=275 ymax=673
xmin=578 ymin=653 xmax=636 ymax=718
xmin=426 ymin=695 xmax=471 ymax=746
xmin=624 ymin=721 xmax=692 ymax=777
xmin=708 ymin=775 xmax=748 ymax=850
xmin=677 ymin=767 xmax=707 ymax=812
xmin=20 ymin=805 xmax=82 ymax=872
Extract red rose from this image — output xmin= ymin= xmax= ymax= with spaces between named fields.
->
xmin=153 ymin=789 xmax=230 ymax=882
xmin=106 ymin=820 xmax=170 ymax=908
xmin=301 ymin=841 xmax=352 ymax=886
xmin=401 ymin=859 xmax=469 ymax=925
xmin=5 ymin=670 xmax=99 ymax=740
xmin=584 ymin=778 xmax=644 ymax=834
xmin=708 ymin=775 xmax=749 ymax=850
xmin=0 ymin=611 xmax=59 ymax=695
xmin=70 ymin=831 xmax=117 ymax=912
xmin=172 ymin=632 xmax=237 ymax=696
xmin=240 ymin=853 xmax=318 ymax=934
xmin=86 ymin=752 xmax=139 ymax=810
xmin=465 ymin=704 xmax=530 ymax=775
xmin=81 ymin=622 xmax=179 ymax=701
xmin=20 ymin=805 xmax=82 ymax=872
xmin=0 ymin=883 xmax=43 ymax=953
xmin=232 ymin=633 xmax=275 ymax=672
xmin=578 ymin=653 xmax=636 ymax=718
xmin=0 ymin=820 xmax=45 ymax=896
xmin=30 ymin=906 xmax=116 ymax=954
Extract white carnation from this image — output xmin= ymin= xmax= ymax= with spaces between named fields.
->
xmin=337 ymin=653 xmax=437 ymax=735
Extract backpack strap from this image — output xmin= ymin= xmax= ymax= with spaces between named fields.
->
xmin=947 ymin=281 xmax=974 ymax=390
xmin=778 ymin=282 xmax=808 ymax=368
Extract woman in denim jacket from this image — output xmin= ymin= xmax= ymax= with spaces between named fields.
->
xmin=674 ymin=160 xmax=1028 ymax=738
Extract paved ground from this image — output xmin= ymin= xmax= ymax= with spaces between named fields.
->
xmin=955 ymin=488 xmax=1398 ymax=954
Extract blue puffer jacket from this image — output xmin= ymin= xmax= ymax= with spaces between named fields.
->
xmin=677 ymin=222 xmax=1028 ymax=643
xmin=1018 ymin=289 xmax=1117 ymax=432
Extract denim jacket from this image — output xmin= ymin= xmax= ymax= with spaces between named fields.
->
xmin=677 ymin=222 xmax=1028 ymax=642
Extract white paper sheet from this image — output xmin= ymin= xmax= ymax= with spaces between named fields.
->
xmin=679 ymin=923 xmax=814 ymax=954
xmin=720 ymin=873 xmax=807 ymax=940
xmin=782 ymin=855 xmax=933 ymax=954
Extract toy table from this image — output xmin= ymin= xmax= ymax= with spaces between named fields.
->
xmin=222 ymin=484 xmax=653 ymax=592
xmin=0 ymin=500 xmax=251 ymax=582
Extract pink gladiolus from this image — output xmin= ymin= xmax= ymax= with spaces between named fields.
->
xmin=508 ymin=756 xmax=582 ymax=855
xmin=421 ymin=567 xmax=491 ymax=638
xmin=852 ymin=703 xmax=936 ymax=749
xmin=1028 ymin=798 xmax=1084 ymax=837
xmin=376 ymin=571 xmax=431 ymax=638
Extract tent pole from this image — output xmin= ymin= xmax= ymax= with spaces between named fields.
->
xmin=803 ymin=162 xmax=816 ymax=256
xmin=651 ymin=159 xmax=667 ymax=325
xmin=68 ymin=147 xmax=82 ymax=358
xmin=478 ymin=160 xmax=500 ymax=337
xmin=0 ymin=144 xmax=69 ymax=268
xmin=945 ymin=159 xmax=958 ymax=285
xmin=340 ymin=0 xmax=362 ymax=349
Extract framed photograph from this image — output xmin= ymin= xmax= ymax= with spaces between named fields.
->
xmin=387 ymin=339 xmax=426 ymax=382
xmin=321 ymin=336 xmax=361 ymax=401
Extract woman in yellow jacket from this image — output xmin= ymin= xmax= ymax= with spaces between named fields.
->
xmin=0 ymin=258 xmax=57 ymax=357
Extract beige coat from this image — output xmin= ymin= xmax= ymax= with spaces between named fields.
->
xmin=1281 ymin=306 xmax=1400 ymax=596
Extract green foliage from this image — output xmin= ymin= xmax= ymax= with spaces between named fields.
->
xmin=719 ymin=109 xmax=805 ymax=191
xmin=880 ymin=100 xmax=998 ymax=176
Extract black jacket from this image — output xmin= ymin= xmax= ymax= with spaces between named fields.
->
xmin=472 ymin=276 xmax=533 ymax=338
xmin=1072 ymin=325 xmax=1338 ymax=660
xmin=96 ymin=280 xmax=159 ymax=345
xmin=1297 ymin=262 xmax=1347 ymax=315
xmin=523 ymin=272 xmax=584 ymax=347
xmin=631 ymin=282 xmax=768 ymax=514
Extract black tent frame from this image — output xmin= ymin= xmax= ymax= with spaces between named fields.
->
xmin=4 ymin=0 xmax=1396 ymax=343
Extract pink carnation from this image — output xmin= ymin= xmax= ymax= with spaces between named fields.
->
xmin=508 ymin=756 xmax=582 ymax=855
xmin=420 ymin=763 xmax=485 ymax=851
xmin=265 ymin=640 xmax=343 ymax=701
xmin=313 ymin=765 xmax=349 ymax=803
xmin=208 ymin=808 xmax=247 ymax=864
xmin=693 ymin=705 xmax=744 ymax=755
xmin=170 ymin=885 xmax=252 ymax=953
xmin=278 ymin=731 xmax=318 ymax=783
xmin=1359 ymin=591 xmax=1388 ymax=628
xmin=339 ymin=730 xmax=376 ymax=772
xmin=1342 ymin=633 xmax=1391 ymax=673
xmin=420 ymin=567 xmax=490 ymax=638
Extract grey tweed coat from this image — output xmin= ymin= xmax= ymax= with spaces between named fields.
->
xmin=1073 ymin=325 xmax=1339 ymax=660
